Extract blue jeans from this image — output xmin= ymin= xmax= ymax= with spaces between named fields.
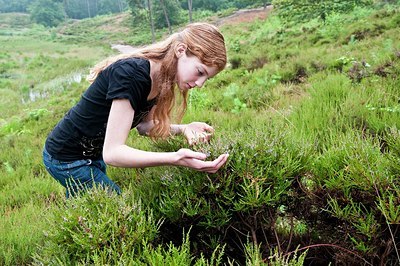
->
xmin=43 ymin=148 xmax=121 ymax=198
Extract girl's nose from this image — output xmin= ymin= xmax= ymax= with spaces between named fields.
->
xmin=195 ymin=77 xmax=207 ymax=88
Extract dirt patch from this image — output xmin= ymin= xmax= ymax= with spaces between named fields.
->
xmin=214 ymin=6 xmax=273 ymax=26
xmin=98 ymin=13 xmax=130 ymax=33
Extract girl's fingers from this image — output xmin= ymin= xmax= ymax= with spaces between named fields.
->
xmin=179 ymin=148 xmax=207 ymax=160
xmin=179 ymin=148 xmax=228 ymax=173
xmin=203 ymin=133 xmax=212 ymax=142
xmin=197 ymin=154 xmax=229 ymax=173
xmin=216 ymin=154 xmax=229 ymax=167
xmin=204 ymin=124 xmax=215 ymax=133
xmin=187 ymin=132 xmax=212 ymax=145
xmin=211 ymin=154 xmax=229 ymax=171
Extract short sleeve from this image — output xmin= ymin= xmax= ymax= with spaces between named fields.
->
xmin=106 ymin=59 xmax=151 ymax=111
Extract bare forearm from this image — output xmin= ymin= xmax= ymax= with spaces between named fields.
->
xmin=102 ymin=144 xmax=228 ymax=174
xmin=137 ymin=121 xmax=186 ymax=136
xmin=170 ymin=124 xmax=187 ymax=135
xmin=103 ymin=145 xmax=176 ymax=168
xmin=103 ymin=145 xmax=228 ymax=173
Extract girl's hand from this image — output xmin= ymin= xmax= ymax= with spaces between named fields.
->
xmin=183 ymin=122 xmax=215 ymax=145
xmin=173 ymin=148 xmax=229 ymax=173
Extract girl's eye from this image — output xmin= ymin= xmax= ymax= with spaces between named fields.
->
xmin=198 ymin=69 xmax=204 ymax=76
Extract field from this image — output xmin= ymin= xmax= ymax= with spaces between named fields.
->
xmin=1 ymin=4 xmax=400 ymax=265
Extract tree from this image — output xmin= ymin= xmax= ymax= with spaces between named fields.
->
xmin=190 ymin=0 xmax=231 ymax=12
xmin=152 ymin=0 xmax=183 ymax=29
xmin=0 ymin=0 xmax=35 ymax=13
xmin=147 ymin=0 xmax=156 ymax=43
xmin=86 ymin=0 xmax=92 ymax=17
xmin=159 ymin=0 xmax=172 ymax=34
xmin=62 ymin=0 xmax=128 ymax=19
xmin=97 ymin=0 xmax=128 ymax=15
xmin=188 ymin=0 xmax=192 ymax=23
xmin=127 ymin=0 xmax=147 ymax=23
xmin=28 ymin=0 xmax=65 ymax=27
xmin=63 ymin=0 xmax=87 ymax=19
xmin=128 ymin=0 xmax=183 ymax=34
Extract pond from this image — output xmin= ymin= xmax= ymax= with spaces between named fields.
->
xmin=21 ymin=72 xmax=83 ymax=103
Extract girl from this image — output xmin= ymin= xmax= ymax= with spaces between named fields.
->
xmin=43 ymin=23 xmax=229 ymax=197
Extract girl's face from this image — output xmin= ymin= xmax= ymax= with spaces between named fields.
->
xmin=175 ymin=45 xmax=219 ymax=91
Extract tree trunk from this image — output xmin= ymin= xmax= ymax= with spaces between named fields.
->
xmin=188 ymin=0 xmax=192 ymax=23
xmin=86 ymin=0 xmax=91 ymax=18
xmin=63 ymin=0 xmax=68 ymax=20
xmin=94 ymin=0 xmax=98 ymax=17
xmin=159 ymin=0 xmax=172 ymax=34
xmin=147 ymin=0 xmax=156 ymax=43
xmin=118 ymin=0 xmax=123 ymax=12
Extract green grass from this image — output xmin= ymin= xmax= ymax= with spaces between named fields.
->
xmin=1 ymin=202 xmax=50 ymax=265
xmin=1 ymin=3 xmax=400 ymax=265
xmin=0 ymin=39 xmax=106 ymax=122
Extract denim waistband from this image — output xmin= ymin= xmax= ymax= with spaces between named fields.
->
xmin=43 ymin=147 xmax=93 ymax=165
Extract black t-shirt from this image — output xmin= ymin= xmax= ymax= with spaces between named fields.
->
xmin=45 ymin=57 xmax=155 ymax=161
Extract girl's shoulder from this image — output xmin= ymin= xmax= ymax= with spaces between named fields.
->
xmin=106 ymin=57 xmax=150 ymax=80
xmin=113 ymin=57 xmax=149 ymax=72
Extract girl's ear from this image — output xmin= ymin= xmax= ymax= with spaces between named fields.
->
xmin=175 ymin=43 xmax=187 ymax=58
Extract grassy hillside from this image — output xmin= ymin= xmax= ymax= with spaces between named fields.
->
xmin=1 ymin=4 xmax=400 ymax=265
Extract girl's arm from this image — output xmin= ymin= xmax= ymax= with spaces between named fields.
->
xmin=103 ymin=99 xmax=228 ymax=173
xmin=136 ymin=106 xmax=214 ymax=145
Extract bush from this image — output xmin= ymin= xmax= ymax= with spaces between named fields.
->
xmin=33 ymin=188 xmax=161 ymax=264
xmin=272 ymin=0 xmax=373 ymax=24
xmin=28 ymin=0 xmax=65 ymax=28
xmin=132 ymin=124 xmax=309 ymax=262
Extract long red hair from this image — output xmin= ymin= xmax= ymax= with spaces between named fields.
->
xmin=87 ymin=23 xmax=227 ymax=138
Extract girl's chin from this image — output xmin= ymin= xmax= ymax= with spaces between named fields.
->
xmin=178 ymin=82 xmax=189 ymax=91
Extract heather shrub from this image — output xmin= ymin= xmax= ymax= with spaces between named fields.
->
xmin=33 ymin=187 xmax=161 ymax=264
